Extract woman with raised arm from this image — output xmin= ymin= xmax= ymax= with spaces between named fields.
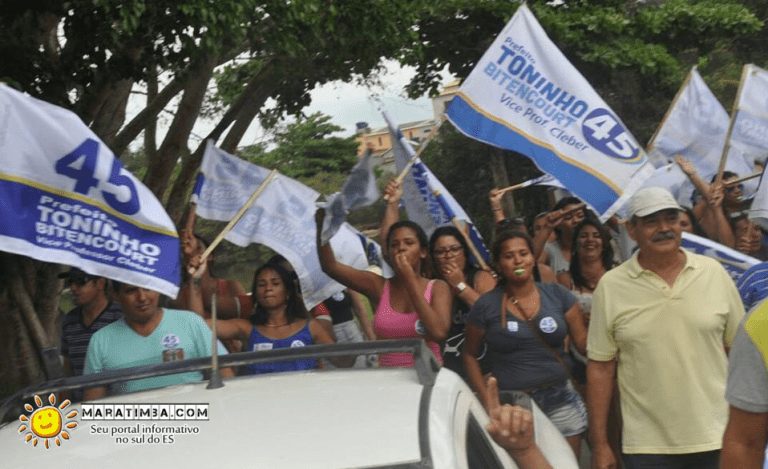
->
xmin=463 ymin=230 xmax=588 ymax=459
xmin=316 ymin=208 xmax=452 ymax=367
xmin=208 ymin=263 xmax=342 ymax=374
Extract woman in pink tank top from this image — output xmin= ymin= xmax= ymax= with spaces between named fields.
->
xmin=316 ymin=209 xmax=452 ymax=367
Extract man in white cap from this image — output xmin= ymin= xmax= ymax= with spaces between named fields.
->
xmin=586 ymin=187 xmax=744 ymax=469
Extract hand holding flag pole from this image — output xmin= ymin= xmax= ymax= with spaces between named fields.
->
xmin=383 ymin=116 xmax=446 ymax=201
xmin=724 ymin=171 xmax=762 ymax=186
xmin=192 ymin=169 xmax=279 ymax=277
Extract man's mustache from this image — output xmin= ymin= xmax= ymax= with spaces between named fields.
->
xmin=652 ymin=231 xmax=676 ymax=242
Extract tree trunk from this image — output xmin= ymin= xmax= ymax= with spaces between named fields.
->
xmin=490 ymin=149 xmax=515 ymax=217
xmin=143 ymin=54 xmax=217 ymax=198
xmin=164 ymin=59 xmax=282 ymax=221
xmin=89 ymin=78 xmax=134 ymax=147
xmin=111 ymin=71 xmax=188 ymax=157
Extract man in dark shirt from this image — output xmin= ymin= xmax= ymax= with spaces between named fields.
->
xmin=59 ymin=268 xmax=122 ymax=399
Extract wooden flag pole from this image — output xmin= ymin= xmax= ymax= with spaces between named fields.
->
xmin=716 ymin=64 xmax=750 ymax=184
xmin=497 ymin=180 xmax=533 ymax=195
xmin=193 ymin=169 xmax=279 ymax=275
xmin=384 ymin=116 xmax=447 ymax=201
xmin=433 ymin=188 xmax=491 ymax=272
xmin=724 ymin=171 xmax=762 ymax=186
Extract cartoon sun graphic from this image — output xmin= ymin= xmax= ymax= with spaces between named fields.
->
xmin=18 ymin=394 xmax=78 ymax=449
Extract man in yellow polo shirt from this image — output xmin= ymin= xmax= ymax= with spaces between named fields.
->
xmin=720 ymin=300 xmax=768 ymax=468
xmin=587 ymin=187 xmax=744 ymax=469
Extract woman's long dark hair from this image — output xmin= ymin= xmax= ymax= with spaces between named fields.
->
xmin=569 ymin=218 xmax=614 ymax=290
xmin=429 ymin=226 xmax=475 ymax=277
xmin=492 ymin=230 xmax=540 ymax=284
xmin=250 ymin=263 xmax=302 ymax=326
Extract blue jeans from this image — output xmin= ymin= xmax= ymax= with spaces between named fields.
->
xmin=623 ymin=450 xmax=719 ymax=469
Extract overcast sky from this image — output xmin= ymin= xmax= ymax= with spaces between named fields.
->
xmin=168 ymin=59 xmax=454 ymax=151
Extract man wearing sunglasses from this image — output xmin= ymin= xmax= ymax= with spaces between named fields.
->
xmin=59 ymin=267 xmax=123 ymax=400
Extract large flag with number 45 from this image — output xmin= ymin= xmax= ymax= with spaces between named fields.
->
xmin=0 ymin=85 xmax=180 ymax=297
xmin=446 ymin=4 xmax=654 ymax=221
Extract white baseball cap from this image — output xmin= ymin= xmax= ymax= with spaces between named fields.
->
xmin=625 ymin=187 xmax=682 ymax=220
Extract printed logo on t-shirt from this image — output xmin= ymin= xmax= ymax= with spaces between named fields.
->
xmin=332 ymin=291 xmax=345 ymax=302
xmin=162 ymin=334 xmax=181 ymax=349
xmin=254 ymin=343 xmax=273 ymax=351
xmin=291 ymin=340 xmax=306 ymax=348
xmin=414 ymin=319 xmax=427 ymax=335
xmin=507 ymin=321 xmax=519 ymax=332
xmin=539 ymin=317 xmax=557 ymax=333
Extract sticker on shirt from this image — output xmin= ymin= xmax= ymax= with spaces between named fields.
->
xmin=254 ymin=343 xmax=273 ymax=351
xmin=162 ymin=348 xmax=185 ymax=362
xmin=414 ymin=319 xmax=427 ymax=335
xmin=162 ymin=334 xmax=181 ymax=349
xmin=539 ymin=317 xmax=557 ymax=333
xmin=291 ymin=340 xmax=307 ymax=347
xmin=332 ymin=291 xmax=345 ymax=302
xmin=507 ymin=321 xmax=519 ymax=332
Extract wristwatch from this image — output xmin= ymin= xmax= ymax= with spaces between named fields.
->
xmin=455 ymin=282 xmax=467 ymax=293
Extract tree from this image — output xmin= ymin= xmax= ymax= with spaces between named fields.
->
xmin=241 ymin=112 xmax=359 ymax=180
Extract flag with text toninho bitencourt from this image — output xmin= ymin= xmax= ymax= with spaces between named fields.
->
xmin=446 ymin=4 xmax=654 ymax=222
xmin=0 ymin=85 xmax=180 ymax=297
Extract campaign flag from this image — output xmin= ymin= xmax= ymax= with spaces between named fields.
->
xmin=193 ymin=141 xmax=386 ymax=309
xmin=647 ymin=67 xmax=755 ymax=207
xmin=319 ymin=149 xmax=379 ymax=245
xmin=384 ymin=111 xmax=490 ymax=263
xmin=517 ymin=173 xmax=566 ymax=191
xmin=681 ymin=232 xmax=759 ymax=283
xmin=0 ymin=85 xmax=180 ymax=297
xmin=728 ymin=64 xmax=768 ymax=169
xmin=445 ymin=4 xmax=654 ymax=222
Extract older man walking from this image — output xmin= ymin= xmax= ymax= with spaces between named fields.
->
xmin=587 ymin=187 xmax=744 ymax=469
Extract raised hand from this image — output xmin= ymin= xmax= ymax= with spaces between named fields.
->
xmin=675 ymin=155 xmax=696 ymax=177
xmin=384 ymin=178 xmax=403 ymax=203
xmin=485 ymin=377 xmax=536 ymax=454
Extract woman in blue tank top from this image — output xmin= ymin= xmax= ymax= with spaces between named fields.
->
xmin=209 ymin=264 xmax=338 ymax=374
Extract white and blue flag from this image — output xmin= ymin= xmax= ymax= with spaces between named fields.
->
xmin=681 ymin=232 xmax=760 ymax=283
xmin=0 ymin=85 xmax=180 ymax=297
xmin=647 ymin=67 xmax=756 ymax=207
xmin=384 ymin=111 xmax=490 ymax=264
xmin=193 ymin=141 xmax=388 ymax=309
xmin=319 ymin=149 xmax=379 ymax=245
xmin=445 ymin=4 xmax=654 ymax=222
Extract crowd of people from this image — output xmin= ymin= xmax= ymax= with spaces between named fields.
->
xmin=56 ymin=161 xmax=768 ymax=468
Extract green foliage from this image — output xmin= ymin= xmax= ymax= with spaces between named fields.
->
xmin=240 ymin=112 xmax=358 ymax=180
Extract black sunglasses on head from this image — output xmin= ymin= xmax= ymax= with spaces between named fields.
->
xmin=498 ymin=217 xmax=525 ymax=229
xmin=67 ymin=274 xmax=95 ymax=287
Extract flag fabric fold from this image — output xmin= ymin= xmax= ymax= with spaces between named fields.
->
xmin=445 ymin=3 xmax=654 ymax=222
xmin=647 ymin=67 xmax=756 ymax=207
xmin=320 ymin=149 xmax=379 ymax=245
xmin=0 ymin=85 xmax=180 ymax=297
xmin=193 ymin=141 xmax=387 ymax=310
xmin=384 ymin=111 xmax=490 ymax=263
